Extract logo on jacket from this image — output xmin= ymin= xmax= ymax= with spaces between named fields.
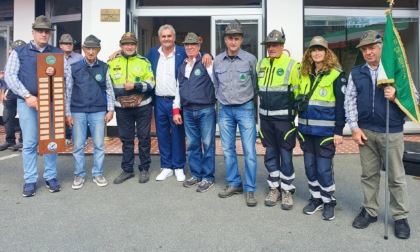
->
xmin=135 ymin=77 xmax=141 ymax=82
xmin=239 ymin=74 xmax=247 ymax=81
xmin=46 ymin=55 xmax=56 ymax=65
xmin=194 ymin=69 xmax=202 ymax=76
xmin=319 ymin=88 xmax=328 ymax=97
xmin=133 ymin=66 xmax=141 ymax=71
xmin=95 ymin=74 xmax=103 ymax=81
xmin=148 ymin=66 xmax=152 ymax=72
xmin=277 ymin=68 xmax=284 ymax=76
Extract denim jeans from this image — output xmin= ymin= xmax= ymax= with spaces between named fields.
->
xmin=72 ymin=111 xmax=106 ymax=177
xmin=218 ymin=101 xmax=257 ymax=192
xmin=183 ymin=106 xmax=216 ymax=182
xmin=115 ymin=104 xmax=152 ymax=172
xmin=17 ymin=99 xmax=58 ymax=183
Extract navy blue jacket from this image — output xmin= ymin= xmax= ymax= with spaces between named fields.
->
xmin=351 ymin=64 xmax=405 ymax=133
xmin=177 ymin=54 xmax=216 ymax=110
xmin=14 ymin=43 xmax=62 ymax=98
xmin=146 ymin=45 xmax=186 ymax=80
xmin=70 ymin=60 xmax=108 ymax=113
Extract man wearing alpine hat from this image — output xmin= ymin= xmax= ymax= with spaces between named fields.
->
xmin=65 ymin=35 xmax=115 ymax=190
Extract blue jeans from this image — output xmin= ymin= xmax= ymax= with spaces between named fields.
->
xmin=72 ymin=111 xmax=106 ymax=177
xmin=183 ymin=107 xmax=216 ymax=182
xmin=218 ymin=101 xmax=257 ymax=192
xmin=17 ymin=99 xmax=58 ymax=183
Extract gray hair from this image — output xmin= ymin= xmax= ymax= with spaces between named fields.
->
xmin=158 ymin=24 xmax=176 ymax=37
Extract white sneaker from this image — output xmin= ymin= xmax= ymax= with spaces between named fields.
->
xmin=156 ymin=168 xmax=174 ymax=181
xmin=174 ymin=169 xmax=186 ymax=182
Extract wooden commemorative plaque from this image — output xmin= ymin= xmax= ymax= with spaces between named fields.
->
xmin=37 ymin=53 xmax=66 ymax=154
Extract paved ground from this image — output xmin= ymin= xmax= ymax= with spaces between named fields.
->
xmin=0 ymin=150 xmax=419 ymax=251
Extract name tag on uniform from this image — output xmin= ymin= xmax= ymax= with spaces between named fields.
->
xmin=114 ymin=73 xmax=121 ymax=79
xmin=258 ymin=71 xmax=265 ymax=78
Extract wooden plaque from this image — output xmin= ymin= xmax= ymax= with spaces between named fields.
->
xmin=37 ymin=53 xmax=66 ymax=154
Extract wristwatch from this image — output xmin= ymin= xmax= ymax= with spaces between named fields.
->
xmin=24 ymin=93 xmax=32 ymax=100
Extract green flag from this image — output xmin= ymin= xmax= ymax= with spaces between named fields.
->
xmin=377 ymin=10 xmax=420 ymax=123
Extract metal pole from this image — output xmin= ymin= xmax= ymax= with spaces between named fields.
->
xmin=383 ymin=0 xmax=394 ymax=241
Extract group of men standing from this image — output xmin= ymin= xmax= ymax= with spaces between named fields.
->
xmin=2 ymin=15 xmax=412 ymax=240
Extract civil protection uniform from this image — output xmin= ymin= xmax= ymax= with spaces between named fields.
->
xmin=257 ymin=53 xmax=300 ymax=192
xmin=108 ymin=53 xmax=155 ymax=173
xmin=297 ymin=68 xmax=346 ymax=204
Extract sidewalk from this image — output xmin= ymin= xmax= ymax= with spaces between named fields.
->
xmin=1 ymin=125 xmax=420 ymax=155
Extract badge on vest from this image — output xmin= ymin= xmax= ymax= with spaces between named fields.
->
xmin=239 ymin=73 xmax=247 ymax=81
xmin=319 ymin=88 xmax=328 ymax=97
xmin=194 ymin=69 xmax=202 ymax=76
xmin=135 ymin=76 xmax=142 ymax=82
xmin=95 ymin=74 xmax=103 ymax=82
xmin=277 ymin=68 xmax=284 ymax=76
xmin=113 ymin=73 xmax=121 ymax=79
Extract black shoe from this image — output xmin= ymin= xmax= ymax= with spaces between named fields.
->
xmin=352 ymin=208 xmax=377 ymax=229
xmin=395 ymin=218 xmax=410 ymax=239
xmin=138 ymin=170 xmax=149 ymax=183
xmin=322 ymin=201 xmax=336 ymax=221
xmin=0 ymin=142 xmax=13 ymax=151
xmin=303 ymin=197 xmax=323 ymax=215
xmin=246 ymin=192 xmax=258 ymax=207
xmin=113 ymin=172 xmax=134 ymax=184
xmin=9 ymin=143 xmax=23 ymax=151
xmin=218 ymin=185 xmax=244 ymax=198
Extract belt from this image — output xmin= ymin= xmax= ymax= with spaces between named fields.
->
xmin=157 ymin=96 xmax=175 ymax=100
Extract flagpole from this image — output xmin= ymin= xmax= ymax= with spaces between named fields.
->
xmin=383 ymin=0 xmax=394 ymax=241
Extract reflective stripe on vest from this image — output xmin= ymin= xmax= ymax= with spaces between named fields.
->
xmin=308 ymin=100 xmax=336 ymax=107
xmin=298 ymin=118 xmax=335 ymax=127
xmin=259 ymin=108 xmax=292 ymax=116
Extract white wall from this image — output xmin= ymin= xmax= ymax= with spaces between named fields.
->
xmin=13 ymin=0 xmax=35 ymax=42
xmin=266 ymin=0 xmax=303 ymax=61
xmin=82 ymin=0 xmax=126 ymax=62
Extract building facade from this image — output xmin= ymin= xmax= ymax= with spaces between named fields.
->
xmin=1 ymin=0 xmax=419 ymax=132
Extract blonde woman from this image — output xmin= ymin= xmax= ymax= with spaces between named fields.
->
xmin=297 ymin=36 xmax=346 ymax=220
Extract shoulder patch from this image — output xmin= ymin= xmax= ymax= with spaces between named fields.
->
xmin=341 ymin=85 xmax=347 ymax=94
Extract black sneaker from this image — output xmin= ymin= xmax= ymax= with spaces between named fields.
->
xmin=196 ymin=180 xmax=214 ymax=193
xmin=9 ymin=143 xmax=23 ymax=151
xmin=0 ymin=142 xmax=13 ymax=151
xmin=218 ymin=185 xmax=244 ymax=198
xmin=46 ymin=178 xmax=61 ymax=193
xmin=352 ymin=208 xmax=377 ymax=229
xmin=303 ymin=197 xmax=323 ymax=215
xmin=138 ymin=170 xmax=149 ymax=183
xmin=183 ymin=177 xmax=201 ymax=188
xmin=113 ymin=172 xmax=134 ymax=184
xmin=22 ymin=183 xmax=37 ymax=197
xmin=395 ymin=218 xmax=410 ymax=239
xmin=246 ymin=192 xmax=258 ymax=207
xmin=322 ymin=201 xmax=336 ymax=221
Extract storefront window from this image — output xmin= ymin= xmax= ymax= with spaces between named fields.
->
xmin=304 ymin=15 xmax=419 ymax=89
xmin=49 ymin=0 xmax=82 ymax=16
xmin=137 ymin=0 xmax=261 ymax=7
xmin=305 ymin=0 xmax=417 ymax=8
